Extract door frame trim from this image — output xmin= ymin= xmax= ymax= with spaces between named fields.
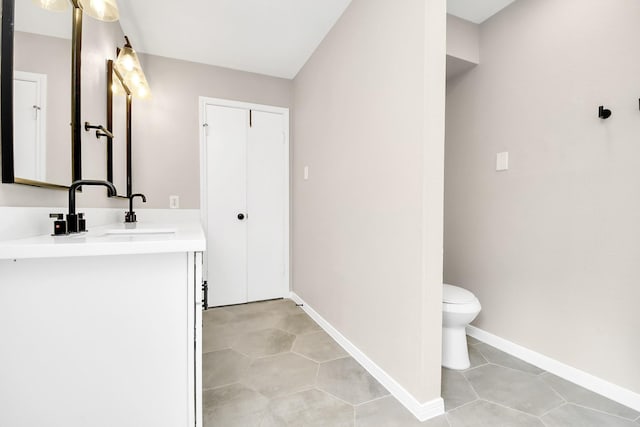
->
xmin=198 ymin=96 xmax=290 ymax=299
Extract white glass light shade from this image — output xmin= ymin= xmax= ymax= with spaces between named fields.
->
xmin=134 ymin=80 xmax=151 ymax=99
xmin=78 ymin=0 xmax=119 ymax=22
xmin=114 ymin=46 xmax=152 ymax=99
xmin=115 ymin=46 xmax=142 ymax=75
xmin=31 ymin=0 xmax=69 ymax=12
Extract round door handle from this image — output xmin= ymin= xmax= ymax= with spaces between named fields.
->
xmin=237 ymin=213 xmax=245 ymax=220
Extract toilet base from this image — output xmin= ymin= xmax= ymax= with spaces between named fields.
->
xmin=442 ymin=326 xmax=470 ymax=370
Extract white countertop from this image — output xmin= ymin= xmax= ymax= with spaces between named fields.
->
xmin=0 ymin=221 xmax=206 ymax=260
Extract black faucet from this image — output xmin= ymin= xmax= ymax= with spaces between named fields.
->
xmin=125 ymin=193 xmax=147 ymax=223
xmin=68 ymin=180 xmax=117 ymax=233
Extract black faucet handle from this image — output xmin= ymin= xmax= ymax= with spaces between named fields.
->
xmin=124 ymin=211 xmax=137 ymax=223
xmin=50 ymin=213 xmax=67 ymax=236
xmin=78 ymin=212 xmax=87 ymax=232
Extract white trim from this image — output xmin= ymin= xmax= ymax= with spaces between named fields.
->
xmin=199 ymin=97 xmax=289 ymax=115
xmin=186 ymin=252 xmax=196 ymax=427
xmin=193 ymin=251 xmax=204 ymax=427
xmin=290 ymin=292 xmax=445 ymax=422
xmin=199 ymin=96 xmax=290 ymax=298
xmin=198 ymin=99 xmax=208 ymax=275
xmin=467 ymin=325 xmax=640 ymax=412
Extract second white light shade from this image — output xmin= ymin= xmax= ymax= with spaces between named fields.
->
xmin=78 ymin=0 xmax=119 ymax=22
xmin=114 ymin=46 xmax=152 ymax=99
xmin=31 ymin=0 xmax=68 ymax=12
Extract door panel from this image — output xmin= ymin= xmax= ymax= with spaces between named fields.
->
xmin=247 ymin=111 xmax=286 ymax=301
xmin=14 ymin=79 xmax=40 ymax=179
xmin=205 ymin=105 xmax=248 ymax=306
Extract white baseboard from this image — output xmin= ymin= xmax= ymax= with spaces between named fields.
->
xmin=289 ymin=292 xmax=445 ymax=422
xmin=467 ymin=325 xmax=640 ymax=412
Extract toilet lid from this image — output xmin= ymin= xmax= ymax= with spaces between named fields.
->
xmin=443 ymin=284 xmax=477 ymax=304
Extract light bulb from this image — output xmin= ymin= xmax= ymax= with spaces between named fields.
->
xmin=121 ymin=54 xmax=135 ymax=72
xmin=130 ymin=73 xmax=141 ymax=86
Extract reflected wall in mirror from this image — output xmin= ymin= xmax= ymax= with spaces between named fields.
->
xmin=107 ymin=59 xmax=129 ymax=197
xmin=12 ymin=0 xmax=72 ymax=186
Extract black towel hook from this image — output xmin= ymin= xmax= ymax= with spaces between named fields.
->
xmin=598 ymin=106 xmax=612 ymax=119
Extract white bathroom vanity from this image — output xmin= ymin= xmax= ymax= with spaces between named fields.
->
xmin=0 ymin=221 xmax=205 ymax=427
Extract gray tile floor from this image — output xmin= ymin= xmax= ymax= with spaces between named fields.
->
xmin=202 ymin=299 xmax=640 ymax=426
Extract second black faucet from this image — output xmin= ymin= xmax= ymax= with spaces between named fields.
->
xmin=125 ymin=193 xmax=147 ymax=223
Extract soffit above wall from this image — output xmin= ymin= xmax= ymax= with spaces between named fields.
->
xmin=447 ymin=0 xmax=517 ymax=24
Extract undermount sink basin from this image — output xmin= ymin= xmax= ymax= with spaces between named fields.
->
xmin=105 ymin=228 xmax=176 ymax=235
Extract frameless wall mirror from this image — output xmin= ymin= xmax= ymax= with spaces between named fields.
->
xmin=107 ymin=59 xmax=129 ymax=197
xmin=1 ymin=0 xmax=81 ymax=188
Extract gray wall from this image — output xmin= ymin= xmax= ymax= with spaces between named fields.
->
xmin=130 ymin=54 xmax=292 ymax=209
xmin=293 ymin=0 xmax=446 ymax=402
xmin=445 ymin=0 xmax=640 ymax=394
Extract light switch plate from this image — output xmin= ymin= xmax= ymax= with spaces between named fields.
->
xmin=496 ymin=152 xmax=509 ymax=171
xmin=303 ymin=166 xmax=309 ymax=181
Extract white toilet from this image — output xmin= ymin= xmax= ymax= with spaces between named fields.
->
xmin=442 ymin=284 xmax=481 ymax=370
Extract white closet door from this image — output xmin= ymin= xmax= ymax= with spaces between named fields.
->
xmin=206 ymin=105 xmax=248 ymax=306
xmin=14 ymin=79 xmax=40 ymax=179
xmin=247 ymin=111 xmax=286 ymax=301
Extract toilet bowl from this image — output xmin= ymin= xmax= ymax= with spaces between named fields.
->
xmin=442 ymin=284 xmax=481 ymax=370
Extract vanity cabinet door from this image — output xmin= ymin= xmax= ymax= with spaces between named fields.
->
xmin=0 ymin=253 xmax=198 ymax=427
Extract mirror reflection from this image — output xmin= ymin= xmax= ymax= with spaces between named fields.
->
xmin=111 ymin=67 xmax=127 ymax=197
xmin=13 ymin=1 xmax=71 ymax=185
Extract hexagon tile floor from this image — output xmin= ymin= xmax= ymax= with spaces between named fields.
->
xmin=202 ymin=299 xmax=640 ymax=426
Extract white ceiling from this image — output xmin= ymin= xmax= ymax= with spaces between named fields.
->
xmin=118 ymin=0 xmax=352 ymax=79
xmin=116 ymin=0 xmax=514 ymax=80
xmin=447 ymin=0 xmax=516 ymax=24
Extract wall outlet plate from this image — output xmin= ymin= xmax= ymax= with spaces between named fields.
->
xmin=169 ymin=195 xmax=180 ymax=209
xmin=496 ymin=152 xmax=509 ymax=171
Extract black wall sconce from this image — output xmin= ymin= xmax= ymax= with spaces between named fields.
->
xmin=598 ymin=106 xmax=612 ymax=119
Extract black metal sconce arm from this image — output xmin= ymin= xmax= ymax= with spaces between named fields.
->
xmin=85 ymin=121 xmax=114 ymax=139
